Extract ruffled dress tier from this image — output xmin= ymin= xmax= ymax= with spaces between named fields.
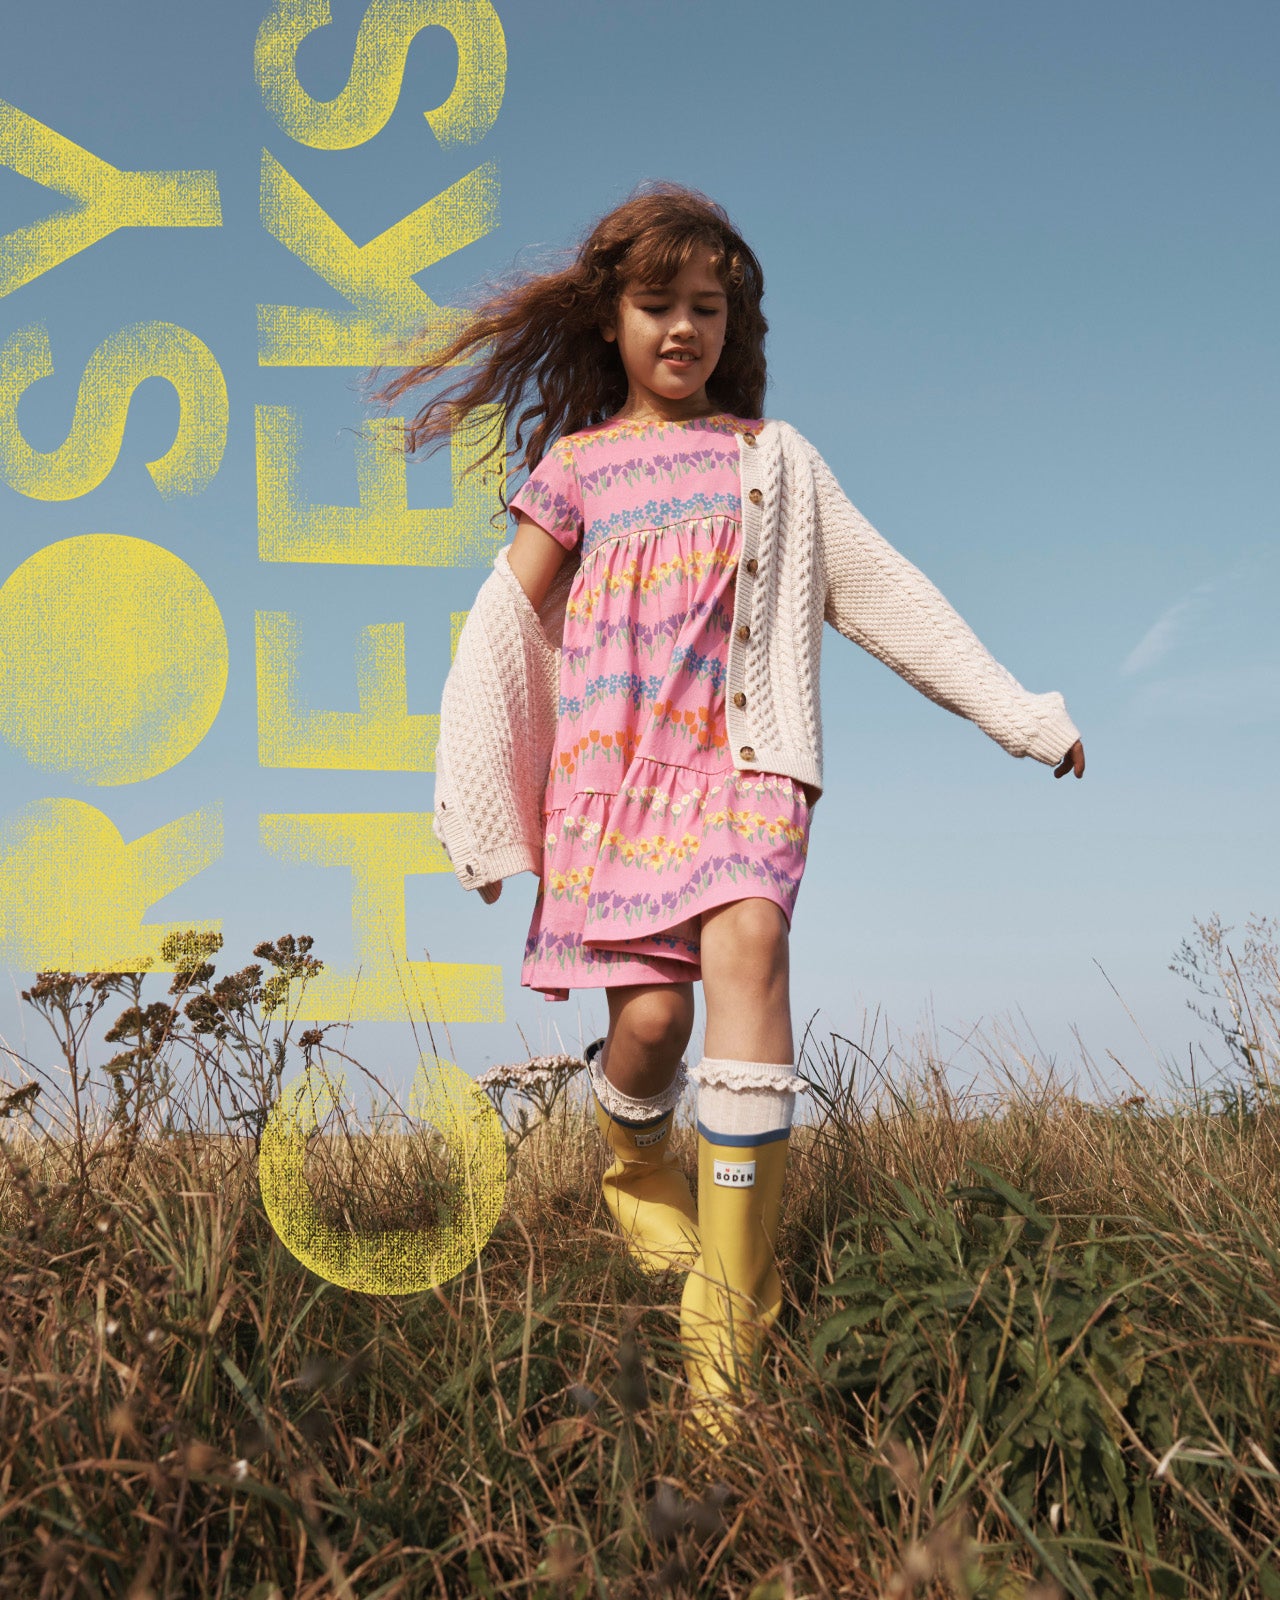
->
xmin=509 ymin=414 xmax=812 ymax=1002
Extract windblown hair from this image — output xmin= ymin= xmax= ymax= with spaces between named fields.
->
xmin=373 ymin=182 xmax=768 ymax=502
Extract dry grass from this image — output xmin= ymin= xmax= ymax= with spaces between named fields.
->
xmin=0 ymin=920 xmax=1277 ymax=1598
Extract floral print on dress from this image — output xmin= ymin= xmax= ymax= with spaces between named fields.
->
xmin=507 ymin=414 xmax=808 ymax=1002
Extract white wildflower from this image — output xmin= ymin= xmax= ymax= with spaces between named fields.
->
xmin=476 ymin=1053 xmax=583 ymax=1090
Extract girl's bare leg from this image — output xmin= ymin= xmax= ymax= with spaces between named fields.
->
xmin=601 ymin=981 xmax=696 ymax=1097
xmin=698 ymin=898 xmax=793 ymax=1063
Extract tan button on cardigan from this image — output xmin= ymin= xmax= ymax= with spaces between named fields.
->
xmin=432 ymin=419 xmax=1080 ymax=891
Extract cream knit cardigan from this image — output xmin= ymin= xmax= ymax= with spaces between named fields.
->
xmin=432 ymin=418 xmax=1080 ymax=890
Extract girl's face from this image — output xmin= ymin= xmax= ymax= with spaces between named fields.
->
xmin=601 ymin=249 xmax=729 ymax=422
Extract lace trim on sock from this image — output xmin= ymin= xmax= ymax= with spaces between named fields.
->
xmin=687 ymin=1057 xmax=808 ymax=1095
xmin=588 ymin=1053 xmax=688 ymax=1123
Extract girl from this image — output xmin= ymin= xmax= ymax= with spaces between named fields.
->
xmin=386 ymin=183 xmax=1085 ymax=1442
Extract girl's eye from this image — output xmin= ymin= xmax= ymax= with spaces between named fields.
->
xmin=639 ymin=306 xmax=721 ymax=317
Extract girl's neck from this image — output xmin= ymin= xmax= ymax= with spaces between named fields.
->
xmin=610 ymin=392 xmax=722 ymax=427
xmin=609 ymin=406 xmax=724 ymax=428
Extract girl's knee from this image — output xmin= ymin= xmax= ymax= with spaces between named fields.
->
xmin=609 ymin=983 xmax=694 ymax=1053
xmin=700 ymin=899 xmax=789 ymax=981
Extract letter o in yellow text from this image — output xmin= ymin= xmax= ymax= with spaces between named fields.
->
xmin=0 ymin=534 xmax=228 ymax=785
xmin=258 ymin=1054 xmax=506 ymax=1294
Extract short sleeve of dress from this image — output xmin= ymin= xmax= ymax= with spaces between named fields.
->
xmin=508 ymin=440 xmax=583 ymax=553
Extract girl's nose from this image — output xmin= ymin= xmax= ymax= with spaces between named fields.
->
xmin=669 ymin=308 xmax=696 ymax=336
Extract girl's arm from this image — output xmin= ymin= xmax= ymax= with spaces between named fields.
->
xmin=467 ymin=512 xmax=570 ymax=904
xmin=507 ymin=512 xmax=570 ymax=610
xmin=808 ymin=443 xmax=1081 ymax=768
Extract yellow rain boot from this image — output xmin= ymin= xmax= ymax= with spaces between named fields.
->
xmin=679 ymin=1058 xmax=802 ymax=1445
xmin=587 ymin=1038 xmax=700 ymax=1274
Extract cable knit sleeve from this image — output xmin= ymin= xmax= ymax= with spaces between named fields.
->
xmin=508 ymin=439 xmax=584 ymax=552
xmin=431 ymin=546 xmax=571 ymax=890
xmin=806 ymin=438 xmax=1080 ymax=765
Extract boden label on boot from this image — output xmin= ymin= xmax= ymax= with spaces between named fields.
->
xmin=633 ymin=1123 xmax=668 ymax=1148
xmin=713 ymin=1158 xmax=756 ymax=1187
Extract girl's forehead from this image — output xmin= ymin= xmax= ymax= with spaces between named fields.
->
xmin=624 ymin=280 xmax=727 ymax=297
xmin=620 ymin=236 xmax=723 ymax=275
xmin=623 ymin=252 xmax=727 ymax=295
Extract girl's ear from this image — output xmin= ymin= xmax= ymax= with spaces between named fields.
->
xmin=601 ymin=321 xmax=616 ymax=343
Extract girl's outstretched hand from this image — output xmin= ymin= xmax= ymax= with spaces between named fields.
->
xmin=1054 ymin=740 xmax=1085 ymax=779
xmin=478 ymin=880 xmax=503 ymax=904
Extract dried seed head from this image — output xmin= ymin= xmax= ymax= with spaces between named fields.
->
xmin=183 ymin=1441 xmax=218 ymax=1473
xmin=108 ymin=1403 xmax=136 ymax=1441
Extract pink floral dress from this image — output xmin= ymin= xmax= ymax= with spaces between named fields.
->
xmin=509 ymin=413 xmax=812 ymax=1002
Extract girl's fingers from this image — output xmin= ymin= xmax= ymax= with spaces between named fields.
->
xmin=1054 ymin=740 xmax=1085 ymax=779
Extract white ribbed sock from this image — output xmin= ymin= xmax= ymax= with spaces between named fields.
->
xmin=691 ymin=1057 xmax=801 ymax=1141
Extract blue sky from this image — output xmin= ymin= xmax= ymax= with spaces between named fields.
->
xmin=1 ymin=0 xmax=1276 ymax=1103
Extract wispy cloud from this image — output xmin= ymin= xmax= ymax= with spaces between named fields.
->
xmin=1119 ymin=550 xmax=1279 ymax=726
xmin=1122 ymin=598 xmax=1197 ymax=675
xmin=1121 ymin=581 xmax=1217 ymax=676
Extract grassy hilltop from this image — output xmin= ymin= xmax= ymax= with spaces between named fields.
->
xmin=1 ymin=920 xmax=1277 ymax=1599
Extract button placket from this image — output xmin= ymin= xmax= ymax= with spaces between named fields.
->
xmin=732 ymin=428 xmax=764 ymax=769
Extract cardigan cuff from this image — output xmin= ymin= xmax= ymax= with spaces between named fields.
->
xmin=1019 ymin=692 xmax=1081 ymax=766
xmin=456 ymin=840 xmax=541 ymax=890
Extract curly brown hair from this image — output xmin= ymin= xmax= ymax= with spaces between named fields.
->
xmin=372 ymin=181 xmax=768 ymax=502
